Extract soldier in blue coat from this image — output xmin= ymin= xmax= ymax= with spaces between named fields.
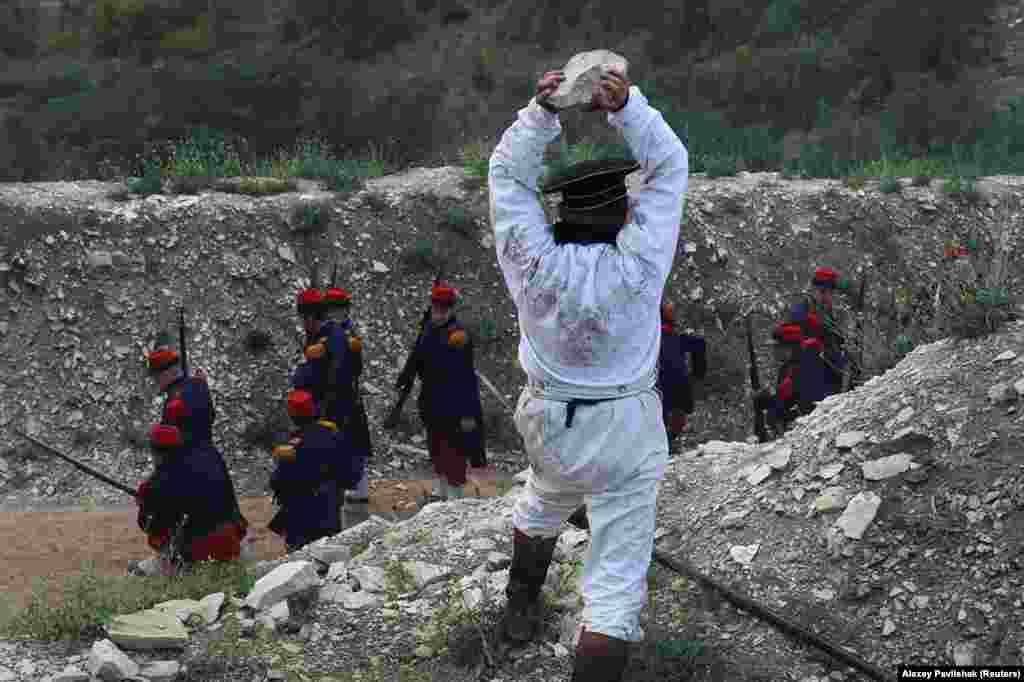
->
xmin=395 ymin=280 xmax=486 ymax=500
xmin=268 ymin=390 xmax=360 ymax=552
xmin=791 ymin=266 xmax=849 ymax=396
xmin=291 ymin=286 xmax=369 ymax=506
xmin=134 ymin=424 xmax=246 ymax=575
xmin=656 ymin=302 xmax=706 ymax=452
xmin=322 ymin=285 xmax=373 ymax=507
xmin=146 ymin=334 xmax=247 ymax=534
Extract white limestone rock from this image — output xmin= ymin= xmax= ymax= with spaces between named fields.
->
xmin=87 ymin=639 xmax=140 ymax=680
xmin=547 ymin=50 xmax=629 ymax=111
xmin=107 ymin=608 xmax=190 ymax=650
xmin=835 ymin=491 xmax=881 ymax=539
xmin=243 ymin=561 xmax=320 ymax=611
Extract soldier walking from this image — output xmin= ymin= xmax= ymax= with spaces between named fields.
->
xmin=268 ymin=390 xmax=361 ymax=551
xmin=656 ymin=301 xmax=706 ymax=452
xmin=791 ymin=267 xmax=849 ymax=395
xmin=394 ymin=280 xmax=486 ymax=501
xmin=146 ymin=333 xmax=247 ymax=536
xmin=321 ymin=284 xmax=373 ymax=509
xmin=490 ymin=65 xmax=688 ymax=681
xmin=291 ymin=285 xmax=368 ymax=509
xmin=754 ymin=322 xmax=826 ymax=435
xmin=132 ymin=424 xmax=246 ymax=576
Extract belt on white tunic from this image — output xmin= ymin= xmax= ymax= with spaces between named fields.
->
xmin=526 ymin=370 xmax=656 ymax=428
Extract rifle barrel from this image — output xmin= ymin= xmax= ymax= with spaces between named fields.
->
xmin=17 ymin=431 xmax=136 ymax=497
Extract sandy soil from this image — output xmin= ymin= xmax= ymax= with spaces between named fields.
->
xmin=0 ymin=477 xmax=508 ymax=612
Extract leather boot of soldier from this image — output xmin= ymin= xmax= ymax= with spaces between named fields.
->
xmin=570 ymin=628 xmax=630 ymax=682
xmin=503 ymin=528 xmax=558 ymax=643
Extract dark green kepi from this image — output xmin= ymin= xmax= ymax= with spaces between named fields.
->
xmin=542 ymin=158 xmax=640 ymax=210
xmin=542 ymin=158 xmax=640 ymax=244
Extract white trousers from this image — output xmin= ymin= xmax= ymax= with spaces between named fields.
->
xmin=511 ymin=384 xmax=669 ymax=642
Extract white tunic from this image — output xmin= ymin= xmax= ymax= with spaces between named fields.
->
xmin=489 ymin=86 xmax=689 ymax=391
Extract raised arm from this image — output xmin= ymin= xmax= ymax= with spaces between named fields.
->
xmin=489 ymin=71 xmax=564 ymax=305
xmin=608 ymin=85 xmax=688 ymax=288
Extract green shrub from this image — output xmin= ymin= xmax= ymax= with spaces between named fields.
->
xmin=445 ymin=206 xmax=474 ymax=233
xmin=844 ymin=173 xmax=867 ymax=190
xmin=404 ymin=239 xmax=438 ymax=271
xmin=477 ymin=318 xmax=498 ymax=343
xmin=128 ymin=159 xmax=163 ymax=196
xmin=3 ymin=561 xmax=253 ymax=641
xmin=879 ymin=175 xmax=900 ymax=194
xmin=95 ymin=0 xmax=146 ymax=38
xmin=703 ymin=155 xmax=739 ymax=178
xmin=159 ymin=14 xmax=211 ymax=53
xmin=764 ymin=0 xmax=803 ymax=36
xmin=47 ymin=31 xmax=82 ymax=52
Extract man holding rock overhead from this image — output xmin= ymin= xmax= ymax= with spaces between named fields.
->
xmin=489 ymin=53 xmax=688 ymax=682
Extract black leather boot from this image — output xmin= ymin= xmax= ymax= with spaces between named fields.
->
xmin=570 ymin=628 xmax=630 ymax=682
xmin=503 ymin=528 xmax=558 ymax=642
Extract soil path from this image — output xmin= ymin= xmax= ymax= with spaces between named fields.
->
xmin=0 ymin=478 xmax=508 ymax=613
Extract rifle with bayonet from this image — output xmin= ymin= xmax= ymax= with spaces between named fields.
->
xmin=847 ymin=273 xmax=867 ymax=392
xmin=179 ymin=306 xmax=188 ymax=377
xmin=745 ymin=316 xmax=769 ymax=443
xmin=383 ymin=268 xmax=442 ymax=429
xmin=17 ymin=430 xmax=137 ymax=497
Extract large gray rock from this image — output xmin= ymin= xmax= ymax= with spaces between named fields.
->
xmin=107 ymin=608 xmax=190 ymax=650
xmin=861 ymin=453 xmax=914 ymax=480
xmin=42 ymin=667 xmax=89 ymax=682
xmin=139 ymin=661 xmax=181 ymax=682
xmin=349 ymin=565 xmax=388 ymax=594
xmin=199 ymin=592 xmax=226 ymax=625
xmin=546 ymin=50 xmax=629 ymax=110
xmin=87 ymin=639 xmax=139 ymax=680
xmin=151 ymin=598 xmax=203 ymax=624
xmin=243 ymin=560 xmax=320 ymax=611
xmin=835 ymin=491 xmax=881 ymax=539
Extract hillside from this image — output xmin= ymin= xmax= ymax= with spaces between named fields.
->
xmin=0 ymin=167 xmax=1021 ymax=511
xmin=1 ymin=0 xmax=1024 ymax=183
xmin=0 ymin=321 xmax=1022 ymax=681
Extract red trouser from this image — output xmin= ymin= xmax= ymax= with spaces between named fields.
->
xmin=188 ymin=521 xmax=245 ymax=562
xmin=663 ymin=408 xmax=688 ymax=437
xmin=427 ymin=427 xmax=468 ymax=487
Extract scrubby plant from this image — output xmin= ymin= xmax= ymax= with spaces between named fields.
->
xmin=879 ymin=175 xmax=901 ymax=194
xmin=703 ymin=154 xmax=739 ymax=178
xmin=444 ymin=206 xmax=474 ymax=234
xmin=128 ymin=159 xmax=163 ymax=196
xmin=2 ymin=560 xmax=252 ymax=640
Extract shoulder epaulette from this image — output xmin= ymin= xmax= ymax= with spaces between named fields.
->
xmin=272 ymin=444 xmax=297 ymax=462
xmin=448 ymin=329 xmax=469 ymax=348
xmin=305 ymin=341 xmax=326 ymax=360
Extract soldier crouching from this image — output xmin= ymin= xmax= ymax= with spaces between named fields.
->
xmin=268 ymin=390 xmax=361 ymax=552
xmin=130 ymin=424 xmax=245 ymax=576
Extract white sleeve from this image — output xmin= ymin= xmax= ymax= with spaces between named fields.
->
xmin=607 ymin=87 xmax=689 ymax=290
xmin=488 ymin=98 xmax=562 ymax=305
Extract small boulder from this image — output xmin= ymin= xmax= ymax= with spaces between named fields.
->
xmin=835 ymin=491 xmax=881 ymax=539
xmin=835 ymin=431 xmax=866 ymax=450
xmin=547 ymin=50 xmax=629 ymax=110
xmin=87 ymin=639 xmax=139 ymax=680
xmin=107 ymin=608 xmax=190 ymax=650
xmin=243 ymin=561 xmax=320 ymax=611
xmin=861 ymin=453 xmax=914 ymax=481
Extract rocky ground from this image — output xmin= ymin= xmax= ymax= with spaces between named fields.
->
xmin=1 ymin=324 xmax=1022 ymax=681
xmin=1 ymin=164 xmax=1023 ymax=680
xmin=1 ymin=166 xmax=1022 ymax=510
